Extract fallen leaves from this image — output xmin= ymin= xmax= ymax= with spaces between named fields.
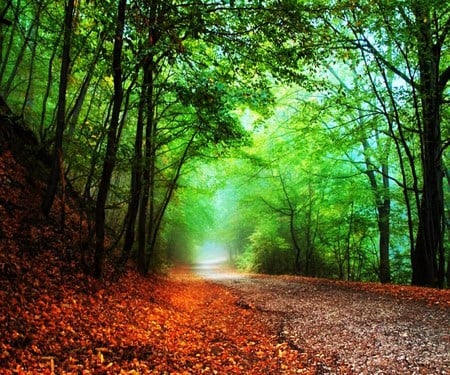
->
xmin=0 ymin=258 xmax=331 ymax=374
xmin=216 ymin=272 xmax=450 ymax=374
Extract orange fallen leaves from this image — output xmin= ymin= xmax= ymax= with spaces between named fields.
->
xmin=0 ymin=257 xmax=329 ymax=374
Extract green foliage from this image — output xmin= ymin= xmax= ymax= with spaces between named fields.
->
xmin=237 ymin=225 xmax=293 ymax=274
xmin=1 ymin=0 xmax=448 ymax=284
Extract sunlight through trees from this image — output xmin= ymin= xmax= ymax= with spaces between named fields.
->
xmin=0 ymin=0 xmax=448 ymax=287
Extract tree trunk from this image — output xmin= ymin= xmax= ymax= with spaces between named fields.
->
xmin=0 ymin=0 xmax=13 ymax=67
xmin=2 ymin=0 xmax=41 ymax=99
xmin=362 ymin=139 xmax=391 ymax=283
xmin=120 ymin=84 xmax=145 ymax=266
xmin=39 ymin=32 xmax=62 ymax=142
xmin=0 ymin=0 xmax=15 ymax=89
xmin=378 ymin=201 xmax=391 ymax=283
xmin=41 ymin=0 xmax=75 ymax=216
xmin=93 ymin=0 xmax=126 ymax=279
xmin=411 ymin=3 xmax=445 ymax=287
xmin=143 ymin=130 xmax=198 ymax=272
xmin=67 ymin=33 xmax=106 ymax=136
xmin=21 ymin=1 xmax=43 ymax=118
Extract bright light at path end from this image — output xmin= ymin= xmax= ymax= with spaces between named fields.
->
xmin=196 ymin=241 xmax=228 ymax=264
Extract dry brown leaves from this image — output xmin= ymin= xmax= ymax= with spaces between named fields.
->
xmin=217 ymin=273 xmax=450 ymax=374
xmin=262 ymin=274 xmax=450 ymax=309
xmin=0 ymin=258 xmax=335 ymax=374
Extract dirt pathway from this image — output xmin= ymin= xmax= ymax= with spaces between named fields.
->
xmin=196 ymin=264 xmax=450 ymax=374
xmin=163 ymin=266 xmax=338 ymax=374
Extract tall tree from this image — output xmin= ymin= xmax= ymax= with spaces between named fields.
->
xmin=326 ymin=66 xmax=392 ymax=283
xmin=93 ymin=0 xmax=126 ymax=279
xmin=41 ymin=0 xmax=75 ymax=219
xmin=410 ymin=1 xmax=448 ymax=287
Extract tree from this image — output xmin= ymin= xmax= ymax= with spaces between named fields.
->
xmin=325 ymin=66 xmax=392 ymax=283
xmin=409 ymin=1 xmax=449 ymax=287
xmin=41 ymin=0 xmax=75 ymax=221
xmin=93 ymin=0 xmax=126 ymax=279
xmin=267 ymin=0 xmax=449 ymax=286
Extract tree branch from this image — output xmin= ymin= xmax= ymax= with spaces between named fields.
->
xmin=357 ymin=38 xmax=416 ymax=89
xmin=439 ymin=65 xmax=450 ymax=92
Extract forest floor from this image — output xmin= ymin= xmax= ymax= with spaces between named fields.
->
xmin=0 ymin=117 xmax=337 ymax=374
xmin=196 ymin=263 xmax=450 ymax=374
xmin=1 ymin=258 xmax=449 ymax=374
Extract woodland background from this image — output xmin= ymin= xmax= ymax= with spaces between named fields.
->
xmin=0 ymin=0 xmax=449 ymax=287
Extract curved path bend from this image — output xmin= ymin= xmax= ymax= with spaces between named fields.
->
xmin=195 ymin=263 xmax=450 ymax=374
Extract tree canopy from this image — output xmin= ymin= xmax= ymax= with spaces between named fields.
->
xmin=0 ymin=0 xmax=449 ymax=287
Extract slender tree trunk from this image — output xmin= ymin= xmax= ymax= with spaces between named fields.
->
xmin=362 ymin=139 xmax=391 ymax=283
xmin=345 ymin=202 xmax=355 ymax=281
xmin=3 ymin=1 xmax=39 ymax=99
xmin=444 ymin=165 xmax=450 ymax=286
xmin=41 ymin=0 xmax=75 ymax=217
xmin=143 ymin=131 xmax=197 ymax=272
xmin=0 ymin=0 xmax=17 ymax=92
xmin=93 ymin=0 xmax=126 ymax=279
xmin=278 ymin=173 xmax=301 ymax=274
xmin=137 ymin=57 xmax=156 ymax=276
xmin=378 ymin=183 xmax=391 ymax=283
xmin=21 ymin=1 xmax=44 ymax=118
xmin=120 ymin=84 xmax=145 ymax=266
xmin=0 ymin=0 xmax=13 ymax=68
xmin=39 ymin=33 xmax=62 ymax=142
xmin=289 ymin=209 xmax=301 ymax=274
xmin=67 ymin=33 xmax=106 ymax=136
xmin=304 ymin=183 xmax=316 ymax=276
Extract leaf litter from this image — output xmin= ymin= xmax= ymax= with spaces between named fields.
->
xmin=212 ymin=272 xmax=450 ymax=374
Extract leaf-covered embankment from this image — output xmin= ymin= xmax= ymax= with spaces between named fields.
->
xmin=0 ymin=119 xmax=331 ymax=374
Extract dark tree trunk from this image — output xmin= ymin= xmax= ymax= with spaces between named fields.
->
xmin=378 ymin=198 xmax=391 ymax=283
xmin=0 ymin=0 xmax=14 ymax=89
xmin=411 ymin=3 xmax=446 ymax=287
xmin=93 ymin=0 xmax=126 ymax=279
xmin=362 ymin=140 xmax=391 ymax=283
xmin=67 ymin=33 xmax=106 ymax=136
xmin=120 ymin=85 xmax=145 ymax=266
xmin=41 ymin=0 xmax=75 ymax=217
xmin=137 ymin=56 xmax=156 ymax=276
xmin=289 ymin=210 xmax=301 ymax=274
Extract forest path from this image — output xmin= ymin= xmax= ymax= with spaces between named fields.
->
xmin=191 ymin=263 xmax=450 ymax=374
xmin=2 ymin=257 xmax=448 ymax=374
